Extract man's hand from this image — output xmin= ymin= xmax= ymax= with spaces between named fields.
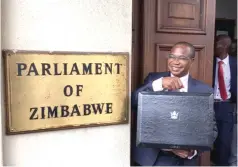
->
xmin=171 ymin=150 xmax=195 ymax=159
xmin=161 ymin=149 xmax=195 ymax=159
xmin=162 ymin=77 xmax=183 ymax=90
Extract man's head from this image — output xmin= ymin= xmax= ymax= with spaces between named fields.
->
xmin=215 ymin=34 xmax=232 ymax=59
xmin=167 ymin=42 xmax=195 ymax=77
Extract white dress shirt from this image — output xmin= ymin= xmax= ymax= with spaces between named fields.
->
xmin=214 ymin=55 xmax=231 ymax=100
xmin=151 ymin=73 xmax=197 ymax=159
xmin=152 ymin=73 xmax=189 ymax=92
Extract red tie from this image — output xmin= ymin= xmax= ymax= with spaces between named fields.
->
xmin=218 ymin=61 xmax=227 ymax=100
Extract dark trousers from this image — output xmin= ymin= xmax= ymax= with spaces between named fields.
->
xmin=212 ymin=102 xmax=234 ymax=166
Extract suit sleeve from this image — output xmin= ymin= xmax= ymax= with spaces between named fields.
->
xmin=232 ymin=68 xmax=237 ymax=102
xmin=131 ymin=73 xmax=154 ymax=111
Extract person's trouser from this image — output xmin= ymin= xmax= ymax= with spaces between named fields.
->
xmin=213 ymin=102 xmax=234 ymax=166
xmin=229 ymin=104 xmax=237 ymax=166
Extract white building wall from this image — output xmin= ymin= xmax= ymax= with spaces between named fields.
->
xmin=1 ymin=0 xmax=132 ymax=166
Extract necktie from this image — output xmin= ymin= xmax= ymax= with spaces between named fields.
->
xmin=218 ymin=61 xmax=227 ymax=100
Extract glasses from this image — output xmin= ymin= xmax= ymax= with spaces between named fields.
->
xmin=167 ymin=54 xmax=191 ymax=61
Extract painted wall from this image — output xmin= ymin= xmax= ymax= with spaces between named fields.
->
xmin=216 ymin=0 xmax=237 ymax=19
xmin=216 ymin=0 xmax=237 ymax=38
xmin=1 ymin=0 xmax=131 ymax=166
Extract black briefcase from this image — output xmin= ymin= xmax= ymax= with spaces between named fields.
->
xmin=136 ymin=91 xmax=214 ymax=151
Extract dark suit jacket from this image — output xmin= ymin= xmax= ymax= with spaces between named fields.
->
xmin=131 ymin=72 xmax=218 ymax=166
xmin=212 ymin=56 xmax=237 ymax=103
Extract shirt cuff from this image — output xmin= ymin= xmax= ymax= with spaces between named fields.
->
xmin=187 ymin=150 xmax=197 ymax=159
xmin=152 ymin=78 xmax=163 ymax=91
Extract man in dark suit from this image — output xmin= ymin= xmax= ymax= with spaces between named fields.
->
xmin=131 ymin=42 xmax=218 ymax=166
xmin=211 ymin=34 xmax=237 ymax=166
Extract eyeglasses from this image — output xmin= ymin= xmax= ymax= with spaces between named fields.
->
xmin=167 ymin=54 xmax=191 ymax=61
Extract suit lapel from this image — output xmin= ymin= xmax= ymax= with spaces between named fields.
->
xmin=188 ymin=75 xmax=196 ymax=92
xmin=165 ymin=71 xmax=170 ymax=77
xmin=229 ymin=56 xmax=237 ymax=93
xmin=229 ymin=56 xmax=235 ymax=81
xmin=212 ymin=58 xmax=216 ymax=87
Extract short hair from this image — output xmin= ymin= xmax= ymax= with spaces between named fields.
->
xmin=216 ymin=34 xmax=231 ymax=41
xmin=216 ymin=34 xmax=232 ymax=48
xmin=172 ymin=41 xmax=195 ymax=58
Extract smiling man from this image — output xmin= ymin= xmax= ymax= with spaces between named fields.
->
xmin=131 ymin=42 xmax=217 ymax=166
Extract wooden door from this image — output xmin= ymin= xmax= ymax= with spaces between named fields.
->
xmin=142 ymin=0 xmax=216 ymax=86
xmin=132 ymin=0 xmax=143 ymax=91
xmin=141 ymin=0 xmax=216 ymax=165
